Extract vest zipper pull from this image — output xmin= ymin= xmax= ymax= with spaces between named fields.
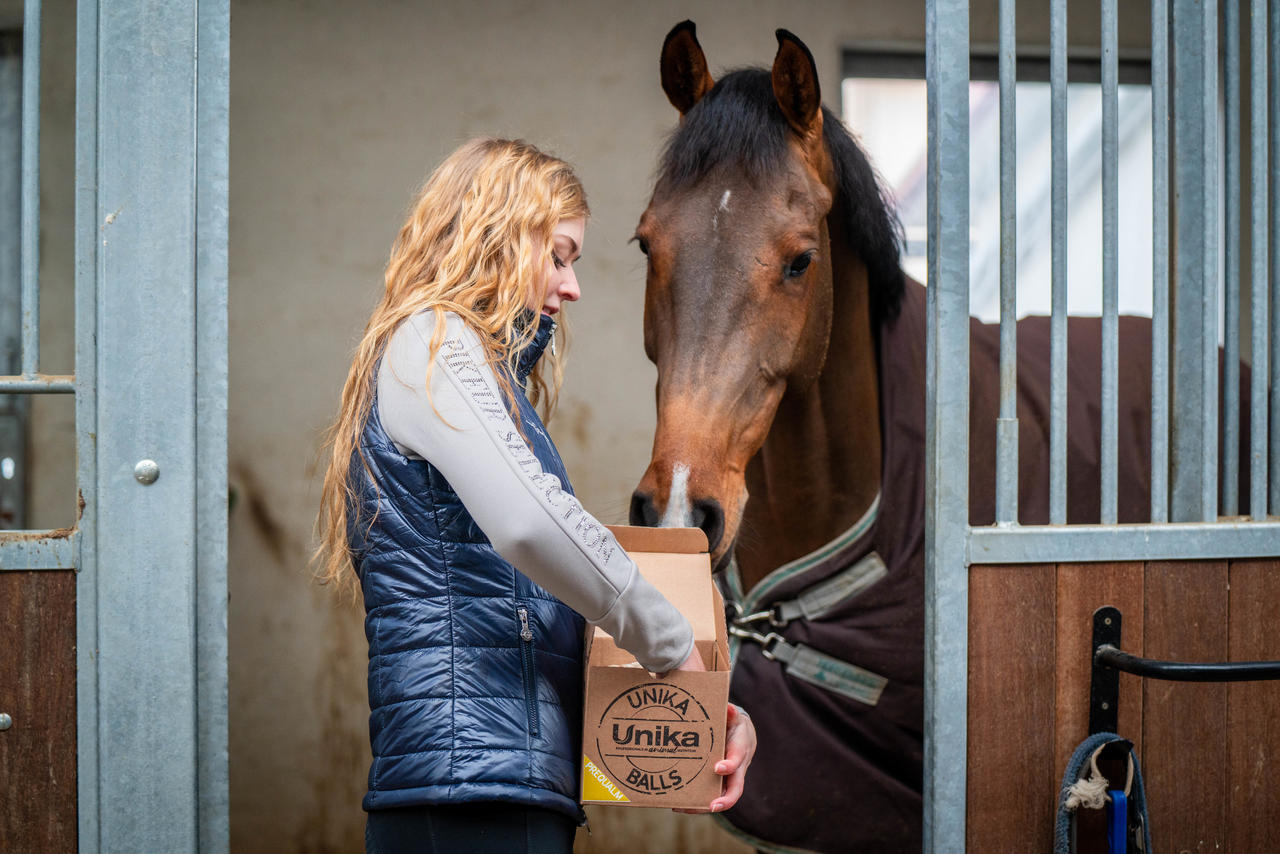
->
xmin=518 ymin=607 xmax=534 ymax=642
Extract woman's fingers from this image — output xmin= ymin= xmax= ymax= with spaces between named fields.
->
xmin=669 ymin=703 xmax=757 ymax=815
xmin=709 ymin=703 xmax=756 ymax=813
xmin=712 ymin=764 xmax=747 ymax=813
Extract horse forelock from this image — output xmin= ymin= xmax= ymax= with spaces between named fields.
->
xmin=657 ymin=67 xmax=905 ymax=324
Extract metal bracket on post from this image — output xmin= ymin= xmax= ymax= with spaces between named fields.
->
xmin=1090 ymin=606 xmax=1122 ymax=735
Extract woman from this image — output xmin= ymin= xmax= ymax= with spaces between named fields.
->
xmin=316 ymin=138 xmax=756 ymax=853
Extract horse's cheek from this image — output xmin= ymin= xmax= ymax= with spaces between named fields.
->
xmin=789 ymin=281 xmax=833 ymax=388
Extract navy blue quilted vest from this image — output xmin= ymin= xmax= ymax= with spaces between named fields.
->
xmin=349 ymin=314 xmax=586 ymax=819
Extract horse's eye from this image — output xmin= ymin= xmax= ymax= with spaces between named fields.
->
xmin=636 ymin=238 xmax=650 ymax=257
xmin=785 ymin=252 xmax=813 ymax=278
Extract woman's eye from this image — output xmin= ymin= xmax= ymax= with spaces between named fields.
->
xmin=785 ymin=252 xmax=813 ymax=278
xmin=552 ymin=253 xmax=566 ymax=269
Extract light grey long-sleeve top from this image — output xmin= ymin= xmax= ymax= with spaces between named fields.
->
xmin=377 ymin=311 xmax=695 ymax=673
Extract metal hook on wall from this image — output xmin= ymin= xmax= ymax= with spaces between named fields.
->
xmin=1088 ymin=605 xmax=1280 ymax=735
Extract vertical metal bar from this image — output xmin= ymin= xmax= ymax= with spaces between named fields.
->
xmin=74 ymin=0 xmax=100 ymax=846
xmin=1273 ymin=0 xmax=1280 ymax=515
xmin=1200 ymin=0 xmax=1221 ymax=522
xmin=1100 ymin=0 xmax=1120 ymax=524
xmin=925 ymin=0 xmax=970 ymax=847
xmin=196 ymin=0 xmax=231 ymax=847
xmin=1152 ymin=0 xmax=1171 ymax=522
xmin=1 ymin=37 xmax=19 ymax=374
xmin=1 ymin=36 xmax=28 ymax=530
xmin=996 ymin=0 xmax=1018 ymax=524
xmin=1171 ymin=0 xmax=1219 ymax=522
xmin=1223 ymin=0 xmax=1241 ymax=515
xmin=1251 ymin=0 xmax=1269 ymax=519
xmin=20 ymin=0 xmax=40 ymax=378
xmin=1050 ymin=0 xmax=1069 ymax=525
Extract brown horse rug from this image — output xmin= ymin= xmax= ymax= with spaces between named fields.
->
xmin=712 ymin=278 xmax=1250 ymax=853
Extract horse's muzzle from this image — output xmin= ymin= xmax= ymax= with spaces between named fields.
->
xmin=629 ymin=489 xmax=725 ymax=554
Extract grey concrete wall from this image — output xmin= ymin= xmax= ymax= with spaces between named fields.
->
xmin=10 ymin=0 xmax=1157 ymax=851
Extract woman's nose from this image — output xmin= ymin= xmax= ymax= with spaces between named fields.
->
xmin=559 ymin=271 xmax=580 ymax=302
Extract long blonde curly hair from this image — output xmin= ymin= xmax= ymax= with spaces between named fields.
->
xmin=315 ymin=138 xmax=589 ymax=598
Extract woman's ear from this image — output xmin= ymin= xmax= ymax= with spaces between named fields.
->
xmin=661 ymin=20 xmax=715 ymax=117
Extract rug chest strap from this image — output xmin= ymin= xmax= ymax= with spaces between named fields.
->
xmin=759 ymin=635 xmax=888 ymax=705
xmin=727 ymin=551 xmax=890 ymax=706
xmin=771 ymin=552 xmax=888 ymax=624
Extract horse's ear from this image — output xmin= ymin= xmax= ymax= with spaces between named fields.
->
xmin=772 ymin=29 xmax=823 ymax=139
xmin=661 ymin=20 xmax=715 ymax=116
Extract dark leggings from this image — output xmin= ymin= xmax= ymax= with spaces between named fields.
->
xmin=365 ymin=802 xmax=577 ymax=854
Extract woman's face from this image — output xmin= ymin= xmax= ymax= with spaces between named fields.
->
xmin=533 ymin=217 xmax=586 ymax=317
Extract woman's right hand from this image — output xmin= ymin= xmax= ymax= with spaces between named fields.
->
xmin=670 ymin=643 xmax=707 ymax=673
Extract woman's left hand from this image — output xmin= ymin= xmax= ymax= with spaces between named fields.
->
xmin=673 ymin=702 xmax=757 ymax=814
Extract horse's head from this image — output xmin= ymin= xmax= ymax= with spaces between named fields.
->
xmin=629 ymin=23 xmax=847 ymax=569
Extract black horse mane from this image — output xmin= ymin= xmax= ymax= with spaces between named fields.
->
xmin=658 ymin=68 xmax=905 ymax=323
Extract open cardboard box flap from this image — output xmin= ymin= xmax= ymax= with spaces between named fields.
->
xmin=592 ymin=525 xmax=729 ymax=671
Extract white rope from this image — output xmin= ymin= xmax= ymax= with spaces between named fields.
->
xmin=1064 ymin=769 xmax=1110 ymax=811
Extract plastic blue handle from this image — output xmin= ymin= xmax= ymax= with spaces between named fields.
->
xmin=1106 ymin=790 xmax=1128 ymax=853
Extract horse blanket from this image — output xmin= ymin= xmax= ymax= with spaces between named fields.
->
xmin=713 ymin=279 xmax=1251 ymax=853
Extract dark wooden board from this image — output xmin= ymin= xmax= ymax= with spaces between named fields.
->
xmin=1143 ymin=560 xmax=1228 ymax=853
xmin=1052 ymin=562 xmax=1145 ymax=854
xmin=1053 ymin=562 xmax=1145 ymax=781
xmin=0 ymin=570 xmax=78 ymax=853
xmin=967 ymin=564 xmax=1057 ymax=850
xmin=1226 ymin=559 xmax=1280 ymax=853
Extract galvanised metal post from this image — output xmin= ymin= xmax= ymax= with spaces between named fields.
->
xmin=73 ymin=0 xmax=229 ymax=850
xmin=925 ymin=0 xmax=970 ymax=847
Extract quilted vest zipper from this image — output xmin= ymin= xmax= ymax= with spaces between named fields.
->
xmin=517 ymin=605 xmax=539 ymax=736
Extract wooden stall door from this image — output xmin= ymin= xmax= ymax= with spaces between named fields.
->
xmin=0 ymin=570 xmax=77 ymax=852
xmin=968 ymin=558 xmax=1280 ymax=851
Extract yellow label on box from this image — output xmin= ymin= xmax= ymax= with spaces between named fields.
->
xmin=582 ymin=755 xmax=629 ymax=802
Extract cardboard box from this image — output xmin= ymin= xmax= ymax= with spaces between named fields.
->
xmin=580 ymin=525 xmax=730 ymax=809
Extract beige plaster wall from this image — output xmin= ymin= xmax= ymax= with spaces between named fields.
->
xmin=229 ymin=6 xmax=1152 ymax=851
xmin=10 ymin=0 xmax=1154 ymax=851
xmin=226 ymin=4 xmax=899 ymax=850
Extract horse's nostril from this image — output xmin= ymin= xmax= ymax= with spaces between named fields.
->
xmin=630 ymin=491 xmax=660 ymax=527
xmin=691 ymin=498 xmax=725 ymax=552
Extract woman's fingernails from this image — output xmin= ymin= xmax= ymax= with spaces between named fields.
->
xmin=712 ymin=802 xmax=725 ymax=812
xmin=715 ymin=762 xmax=726 ymax=773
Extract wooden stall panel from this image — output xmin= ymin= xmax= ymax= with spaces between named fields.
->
xmin=1226 ymin=559 xmax=1280 ymax=852
xmin=0 ymin=570 xmax=77 ymax=852
xmin=967 ymin=565 xmax=1056 ymax=850
xmin=1143 ymin=560 xmax=1228 ymax=853
xmin=1053 ymin=563 xmax=1145 ymax=783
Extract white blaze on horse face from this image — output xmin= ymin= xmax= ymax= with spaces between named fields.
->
xmin=659 ymin=462 xmax=694 ymax=528
xmin=712 ymin=189 xmax=731 ymax=232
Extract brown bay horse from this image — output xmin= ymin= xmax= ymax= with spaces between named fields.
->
xmin=628 ymin=22 xmax=1173 ymax=853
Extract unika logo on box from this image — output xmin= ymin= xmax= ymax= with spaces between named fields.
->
xmin=596 ymin=682 xmax=715 ymax=796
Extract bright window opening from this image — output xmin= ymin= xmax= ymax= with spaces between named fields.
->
xmin=842 ymin=73 xmax=1154 ymax=322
